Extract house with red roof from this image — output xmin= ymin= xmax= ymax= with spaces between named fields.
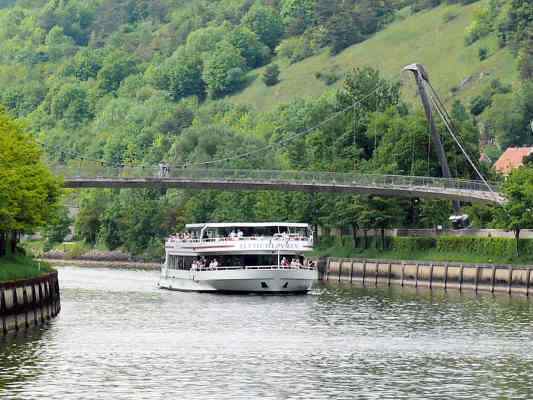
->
xmin=493 ymin=147 xmax=533 ymax=175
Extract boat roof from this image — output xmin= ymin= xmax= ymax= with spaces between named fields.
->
xmin=185 ymin=222 xmax=310 ymax=229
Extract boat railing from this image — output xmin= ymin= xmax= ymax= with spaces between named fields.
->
xmin=166 ymin=235 xmax=313 ymax=246
xmin=188 ymin=265 xmax=316 ymax=271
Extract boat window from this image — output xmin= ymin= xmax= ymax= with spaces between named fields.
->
xmin=169 ymin=254 xmax=305 ymax=269
xmin=167 ymin=255 xmax=195 ymax=270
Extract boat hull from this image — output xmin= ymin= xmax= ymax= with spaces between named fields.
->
xmin=158 ymin=268 xmax=317 ymax=294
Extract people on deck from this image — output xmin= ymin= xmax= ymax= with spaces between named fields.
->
xmin=209 ymin=258 xmax=219 ymax=270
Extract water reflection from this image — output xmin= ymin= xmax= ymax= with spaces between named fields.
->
xmin=1 ymin=267 xmax=532 ymax=399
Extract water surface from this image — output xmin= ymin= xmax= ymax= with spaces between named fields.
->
xmin=1 ymin=266 xmax=532 ymax=399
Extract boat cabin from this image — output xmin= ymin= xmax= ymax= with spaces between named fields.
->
xmin=176 ymin=222 xmax=312 ymax=242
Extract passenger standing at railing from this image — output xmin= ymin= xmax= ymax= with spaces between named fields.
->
xmin=210 ymin=258 xmax=219 ymax=270
xmin=237 ymin=229 xmax=243 ymax=239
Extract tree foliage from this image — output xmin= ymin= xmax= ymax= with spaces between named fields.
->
xmin=0 ymin=0 xmax=529 ymax=258
xmin=498 ymin=166 xmax=533 ymax=255
xmin=0 ymin=107 xmax=61 ymax=256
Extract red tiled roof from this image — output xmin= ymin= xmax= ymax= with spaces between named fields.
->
xmin=494 ymin=147 xmax=533 ymax=175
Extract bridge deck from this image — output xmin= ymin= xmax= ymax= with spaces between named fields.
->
xmin=55 ymin=166 xmax=504 ymax=204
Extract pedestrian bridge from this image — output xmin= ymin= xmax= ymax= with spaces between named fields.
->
xmin=54 ymin=165 xmax=504 ymax=204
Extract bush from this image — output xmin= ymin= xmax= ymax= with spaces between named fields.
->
xmin=391 ymin=237 xmax=436 ymax=253
xmin=478 ymin=47 xmax=488 ymax=61
xmin=262 ymin=64 xmax=280 ymax=86
xmin=435 ymin=236 xmax=533 ymax=258
xmin=276 ymin=36 xmax=313 ymax=63
xmin=469 ymin=94 xmax=492 ymax=116
xmin=315 ymin=66 xmax=340 ymax=85
xmin=66 ymin=242 xmax=90 ymax=259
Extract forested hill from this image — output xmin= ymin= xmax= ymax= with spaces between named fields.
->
xmin=0 ymin=0 xmax=531 ymax=257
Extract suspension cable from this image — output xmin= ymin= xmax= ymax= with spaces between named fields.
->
xmin=424 ymin=82 xmax=499 ymax=200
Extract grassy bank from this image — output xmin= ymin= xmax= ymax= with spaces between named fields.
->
xmin=0 ymin=256 xmax=54 ymax=282
xmin=313 ymin=237 xmax=533 ymax=266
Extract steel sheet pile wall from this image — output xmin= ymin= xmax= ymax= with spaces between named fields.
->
xmin=320 ymin=258 xmax=533 ymax=295
xmin=0 ymin=272 xmax=61 ymax=335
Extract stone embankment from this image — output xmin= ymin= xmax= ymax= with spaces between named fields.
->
xmin=0 ymin=272 xmax=61 ymax=336
xmin=318 ymin=258 xmax=533 ymax=295
xmin=42 ymin=249 xmax=160 ymax=269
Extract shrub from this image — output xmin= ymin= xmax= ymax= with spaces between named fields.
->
xmin=276 ymin=36 xmax=313 ymax=63
xmin=479 ymin=47 xmax=488 ymax=61
xmin=262 ymin=64 xmax=280 ymax=86
xmin=66 ymin=242 xmax=90 ymax=259
xmin=435 ymin=237 xmax=533 ymax=259
xmin=315 ymin=66 xmax=340 ymax=85
xmin=391 ymin=237 xmax=436 ymax=253
xmin=469 ymin=94 xmax=492 ymax=116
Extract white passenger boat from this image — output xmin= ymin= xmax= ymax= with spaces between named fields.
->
xmin=158 ymin=222 xmax=317 ymax=294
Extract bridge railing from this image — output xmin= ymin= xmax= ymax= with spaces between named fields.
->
xmin=51 ymin=161 xmax=500 ymax=194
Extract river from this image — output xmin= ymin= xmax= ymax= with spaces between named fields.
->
xmin=1 ymin=266 xmax=533 ymax=399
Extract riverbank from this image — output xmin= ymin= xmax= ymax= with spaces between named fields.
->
xmin=0 ymin=270 xmax=60 ymax=335
xmin=313 ymin=236 xmax=533 ymax=266
xmin=40 ymin=258 xmax=160 ymax=270
xmin=321 ymin=257 xmax=533 ymax=296
xmin=0 ymin=256 xmax=54 ymax=282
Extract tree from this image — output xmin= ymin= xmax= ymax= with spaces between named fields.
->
xmin=154 ymin=48 xmax=205 ymax=101
xmin=326 ymin=9 xmax=362 ymax=55
xmin=50 ymin=82 xmax=93 ymax=128
xmin=280 ymin=0 xmax=316 ymax=35
xmin=486 ymin=82 xmax=533 ymax=149
xmin=63 ymin=48 xmax=103 ymax=81
xmin=45 ymin=25 xmax=77 ymax=61
xmin=202 ymin=42 xmax=246 ymax=98
xmin=517 ymin=29 xmax=533 ymax=81
xmin=75 ymin=190 xmax=112 ymax=245
xmin=186 ymin=25 xmax=228 ymax=54
xmin=43 ymin=204 xmax=72 ymax=250
xmin=97 ymin=51 xmax=138 ymax=93
xmin=262 ymin=64 xmax=280 ymax=86
xmin=0 ymin=107 xmax=61 ymax=256
xmin=242 ymin=4 xmax=284 ymax=49
xmin=498 ymin=166 xmax=533 ymax=256
xmin=366 ymin=196 xmax=403 ymax=249
xmin=228 ymin=27 xmax=270 ymax=68
xmin=419 ymin=200 xmax=452 ymax=229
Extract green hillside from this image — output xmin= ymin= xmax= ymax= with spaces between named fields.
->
xmin=231 ymin=1 xmax=518 ymax=111
xmin=1 ymin=0 xmax=530 ymax=258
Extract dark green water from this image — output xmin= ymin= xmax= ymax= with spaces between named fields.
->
xmin=1 ymin=266 xmax=532 ymax=399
